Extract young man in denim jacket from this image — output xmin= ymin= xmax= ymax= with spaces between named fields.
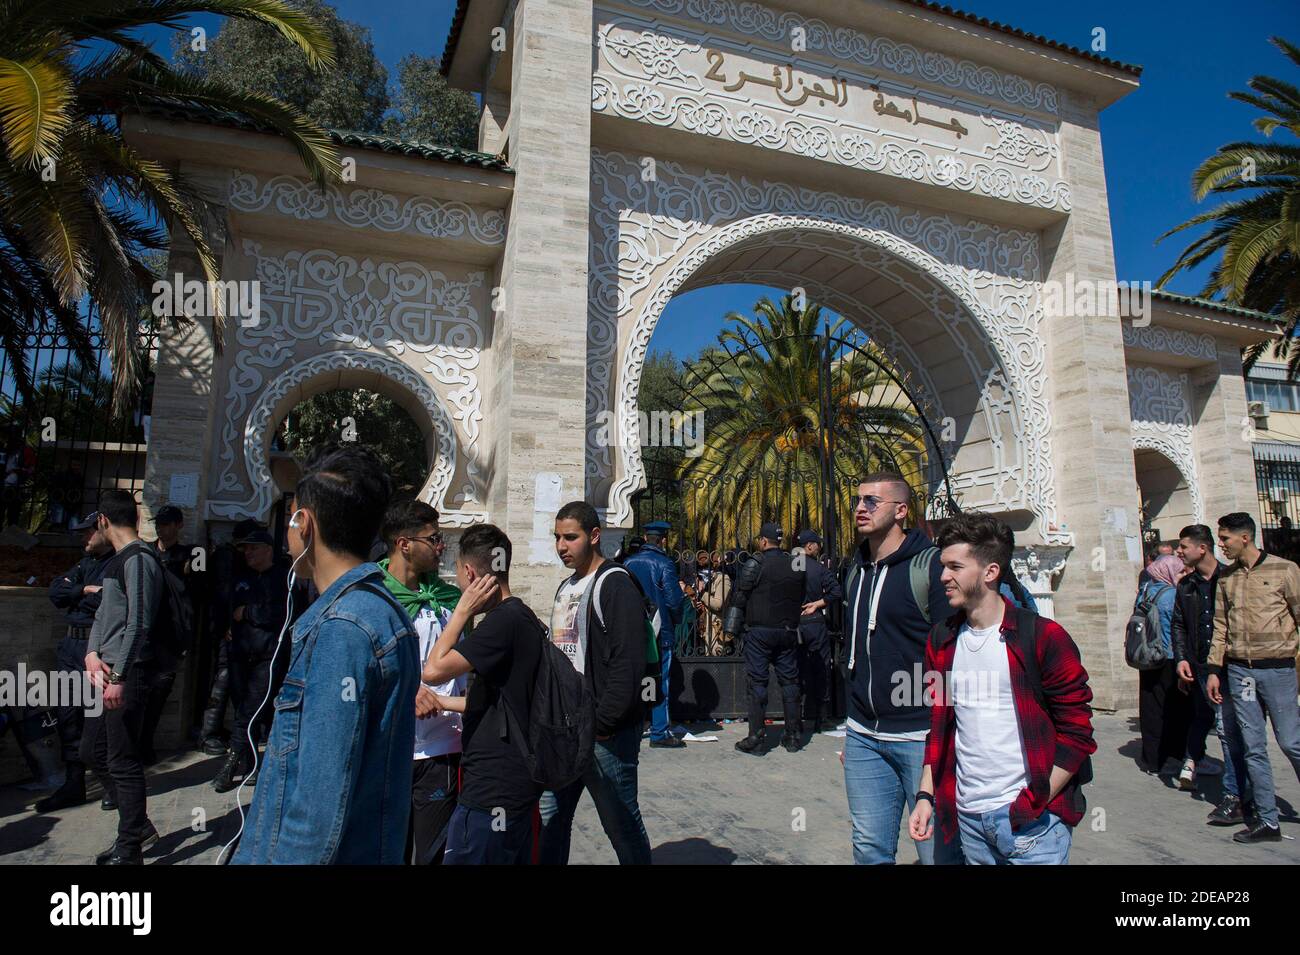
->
xmin=232 ymin=445 xmax=419 ymax=864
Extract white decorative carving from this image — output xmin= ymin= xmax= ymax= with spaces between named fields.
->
xmin=588 ymin=149 xmax=1064 ymax=543
xmin=207 ymin=350 xmax=456 ymax=521
xmin=592 ymin=14 xmax=1069 ymax=211
xmin=605 ymin=0 xmax=1059 ymax=113
xmin=229 ymin=172 xmax=506 ymax=245
xmin=1128 ymin=365 xmax=1204 ymax=523
xmin=1121 ymin=323 xmax=1218 ymax=362
xmin=208 ymin=241 xmax=486 ymax=517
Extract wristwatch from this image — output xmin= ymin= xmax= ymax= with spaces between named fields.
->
xmin=915 ymin=791 xmax=935 ymax=806
xmin=108 ymin=670 xmax=124 ymax=685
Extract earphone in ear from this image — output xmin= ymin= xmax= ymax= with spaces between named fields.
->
xmin=288 ymin=509 xmax=304 ymax=529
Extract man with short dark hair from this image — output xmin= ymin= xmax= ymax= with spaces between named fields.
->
xmin=841 ymin=473 xmax=955 ymax=864
xmin=910 ymin=512 xmax=1095 ymax=865
xmin=624 ymin=520 xmax=686 ymax=748
xmin=540 ymin=501 xmax=652 ymax=864
xmin=233 ymin=445 xmax=418 ymax=864
xmin=726 ymin=521 xmax=807 ymax=754
xmin=1171 ymin=523 xmax=1248 ymax=818
xmin=1206 ymin=511 xmax=1300 ymax=844
xmin=81 ymin=491 xmax=170 ymax=864
xmin=379 ymin=499 xmax=465 ymax=864
xmin=36 ymin=512 xmax=114 ymax=813
xmin=424 ymin=523 xmax=545 ymax=865
xmin=138 ymin=504 xmax=188 ymax=765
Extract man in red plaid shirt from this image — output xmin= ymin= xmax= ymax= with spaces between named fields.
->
xmin=909 ymin=512 xmax=1096 ymax=864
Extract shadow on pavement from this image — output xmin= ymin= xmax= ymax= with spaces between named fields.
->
xmin=651 ymin=837 xmax=738 ymax=864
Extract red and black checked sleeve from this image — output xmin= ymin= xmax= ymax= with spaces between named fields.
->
xmin=1037 ymin=619 xmax=1097 ymax=775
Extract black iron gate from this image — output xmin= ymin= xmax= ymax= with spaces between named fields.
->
xmin=629 ymin=310 xmax=954 ymax=720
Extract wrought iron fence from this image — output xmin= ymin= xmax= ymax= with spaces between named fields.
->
xmin=1256 ymin=453 xmax=1300 ymax=564
xmin=0 ymin=308 xmax=156 ymax=532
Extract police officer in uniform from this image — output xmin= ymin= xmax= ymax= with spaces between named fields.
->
xmin=796 ymin=530 xmax=842 ymax=733
xmin=212 ymin=526 xmax=290 ymax=792
xmin=36 ymin=511 xmax=114 ymax=812
xmin=725 ymin=522 xmax=807 ymax=754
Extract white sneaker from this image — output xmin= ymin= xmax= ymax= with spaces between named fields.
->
xmin=1178 ymin=758 xmax=1195 ymax=791
xmin=1195 ymin=757 xmax=1223 ymax=776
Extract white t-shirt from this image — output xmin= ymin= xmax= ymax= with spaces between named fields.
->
xmin=550 ymin=572 xmax=596 ymax=674
xmin=952 ymin=620 xmax=1028 ymax=814
xmin=413 ymin=604 xmax=466 ymax=760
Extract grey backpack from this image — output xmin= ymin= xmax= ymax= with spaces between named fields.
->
xmin=1125 ymin=584 xmax=1171 ymax=670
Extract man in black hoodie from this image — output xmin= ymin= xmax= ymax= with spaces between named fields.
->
xmin=842 ymin=472 xmax=960 ymax=865
xmin=539 ymin=501 xmax=653 ymax=864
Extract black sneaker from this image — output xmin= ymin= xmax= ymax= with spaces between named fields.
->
xmin=734 ymin=735 xmax=764 ymax=755
xmin=100 ymin=794 xmax=117 ymax=811
xmin=1207 ymin=795 xmax=1244 ymax=826
xmin=649 ymin=736 xmax=685 ymax=749
xmin=34 ymin=780 xmax=88 ymax=813
xmin=1232 ymin=819 xmax=1282 ymax=844
xmin=201 ymin=737 xmax=228 ymax=757
xmin=780 ymin=734 xmax=801 ymax=753
xmin=94 ymin=821 xmax=159 ymax=864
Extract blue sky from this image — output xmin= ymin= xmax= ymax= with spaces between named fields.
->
xmin=144 ymin=0 xmax=1300 ymax=360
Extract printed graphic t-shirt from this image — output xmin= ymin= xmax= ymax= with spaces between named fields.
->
xmin=413 ymin=604 xmax=467 ymax=760
xmin=550 ymin=571 xmax=596 ymax=674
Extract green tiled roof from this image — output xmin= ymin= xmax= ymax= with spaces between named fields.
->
xmin=1152 ymin=289 xmax=1283 ymax=325
xmin=131 ymin=101 xmax=512 ymax=172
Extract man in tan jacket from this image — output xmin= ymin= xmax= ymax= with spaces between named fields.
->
xmin=1205 ymin=512 xmax=1300 ymax=844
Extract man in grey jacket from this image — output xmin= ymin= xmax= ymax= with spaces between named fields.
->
xmin=81 ymin=490 xmax=168 ymax=865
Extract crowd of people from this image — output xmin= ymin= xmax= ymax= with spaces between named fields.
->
xmin=22 ymin=447 xmax=1300 ymax=865
xmin=1133 ymin=516 xmax=1300 ymax=843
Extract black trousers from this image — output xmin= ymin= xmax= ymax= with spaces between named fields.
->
xmin=53 ymin=633 xmax=89 ymax=767
xmin=798 ymin=618 xmax=831 ymax=718
xmin=407 ymin=753 xmax=461 ymax=864
xmin=138 ymin=669 xmax=176 ymax=759
xmin=1139 ymin=661 xmax=1192 ymax=769
xmin=80 ymin=666 xmax=151 ymax=852
xmin=743 ymin=626 xmax=801 ymax=708
xmin=227 ymin=650 xmax=276 ymax=768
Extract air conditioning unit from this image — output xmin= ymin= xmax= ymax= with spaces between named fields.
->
xmin=1249 ymin=400 xmax=1270 ymax=420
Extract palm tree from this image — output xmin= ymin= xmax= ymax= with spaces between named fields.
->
xmin=1158 ymin=36 xmax=1300 ymax=374
xmin=674 ymin=295 xmax=929 ymax=551
xmin=0 ymin=0 xmax=341 ymax=409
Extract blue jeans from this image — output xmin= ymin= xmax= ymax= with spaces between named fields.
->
xmin=1221 ymin=664 xmax=1300 ymax=828
xmin=843 ymin=727 xmax=962 ymax=864
xmin=1192 ymin=669 xmax=1248 ymax=799
xmin=958 ymin=807 xmax=1071 ymax=865
xmin=649 ymin=640 xmax=673 ymax=741
xmin=538 ymin=723 xmax=652 ymax=864
xmin=443 ymin=804 xmax=534 ymax=865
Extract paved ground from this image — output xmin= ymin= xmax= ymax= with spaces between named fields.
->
xmin=1 ymin=712 xmax=1295 ymax=864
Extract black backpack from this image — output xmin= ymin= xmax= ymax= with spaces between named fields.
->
xmin=500 ymin=609 xmax=596 ymax=792
xmin=143 ymin=546 xmax=194 ymax=660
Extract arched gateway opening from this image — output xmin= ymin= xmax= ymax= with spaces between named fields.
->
xmin=610 ymin=217 xmax=1041 ymax=719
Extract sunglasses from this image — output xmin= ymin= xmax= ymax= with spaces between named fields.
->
xmin=853 ymin=495 xmax=906 ymax=513
xmin=406 ymin=533 xmax=443 ymax=547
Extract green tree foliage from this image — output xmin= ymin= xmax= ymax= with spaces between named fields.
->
xmin=1159 ymin=36 xmax=1300 ymax=374
xmin=383 ymin=54 xmax=479 ymax=149
xmin=0 ymin=0 xmax=339 ymax=411
xmin=277 ymin=389 xmax=427 ymax=495
xmin=173 ymin=0 xmax=387 ymax=132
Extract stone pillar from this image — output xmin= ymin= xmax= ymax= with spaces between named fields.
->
xmin=1041 ymin=90 xmax=1142 ymax=711
xmin=139 ymin=193 xmax=225 ymax=749
xmin=1191 ymin=344 xmax=1258 ymax=527
xmin=488 ymin=0 xmax=594 ymax=614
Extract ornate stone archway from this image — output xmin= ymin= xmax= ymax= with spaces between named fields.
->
xmin=588 ymin=150 xmax=1062 ymax=542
